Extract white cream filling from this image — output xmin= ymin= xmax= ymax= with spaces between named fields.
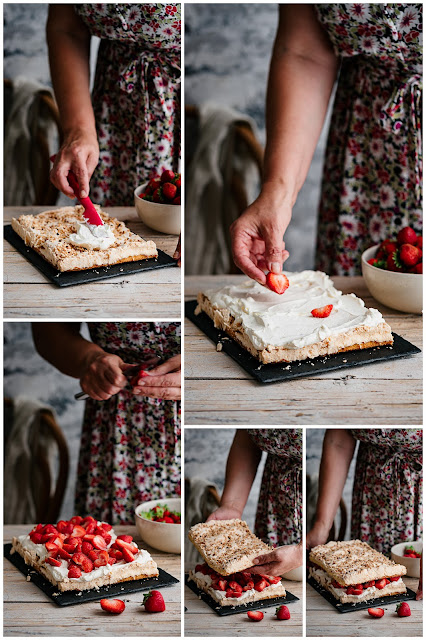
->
xmin=310 ymin=566 xmax=404 ymax=601
xmin=192 ymin=571 xmax=283 ymax=603
xmin=205 ymin=270 xmax=384 ymax=350
xmin=17 ymin=524 xmax=152 ymax=583
xmin=68 ymin=222 xmax=115 ymax=250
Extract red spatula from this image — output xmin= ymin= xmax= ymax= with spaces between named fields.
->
xmin=50 ymin=154 xmax=104 ymax=227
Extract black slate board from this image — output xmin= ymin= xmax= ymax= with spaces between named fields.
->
xmin=5 ymin=224 xmax=177 ymax=287
xmin=186 ymin=299 xmax=421 ymax=384
xmin=307 ymin=575 xmax=416 ymax=614
xmin=5 ymin=543 xmax=178 ymax=606
xmin=185 ymin=574 xmax=299 ymax=616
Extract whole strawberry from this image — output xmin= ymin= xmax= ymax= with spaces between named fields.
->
xmin=400 ymin=243 xmax=422 ymax=267
xmin=396 ymin=602 xmax=411 ymax=617
xmin=143 ymin=590 xmax=165 ymax=613
xmin=386 ymin=251 xmax=404 ymax=272
xmin=397 ymin=226 xmax=418 ymax=246
xmin=161 ymin=169 xmax=175 ymax=183
xmin=276 ymin=605 xmax=291 ymax=620
xmin=163 ymin=182 xmax=177 ymax=200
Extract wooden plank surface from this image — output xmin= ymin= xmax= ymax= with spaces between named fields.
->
xmin=184 ymin=276 xmax=422 ymax=425
xmin=4 ymin=207 xmax=181 ymax=318
xmin=306 ymin=578 xmax=422 ymax=637
xmin=3 ymin=525 xmax=181 ymax=637
xmin=184 ymin=578 xmax=302 ymax=637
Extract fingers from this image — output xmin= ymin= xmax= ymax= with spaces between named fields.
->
xmin=263 ymin=228 xmax=286 ymax=273
xmin=134 ymin=386 xmax=181 ymax=400
xmin=50 ymin=139 xmax=99 ymax=199
xmin=249 ymin=562 xmax=277 ymax=575
xmin=148 ymin=355 xmax=181 ymax=376
xmin=173 ymin=235 xmax=181 ymax=264
xmin=252 ymin=551 xmax=277 ymax=566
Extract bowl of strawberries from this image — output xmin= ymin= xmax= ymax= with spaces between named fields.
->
xmin=391 ymin=541 xmax=422 ymax=578
xmin=135 ymin=498 xmax=181 ymax=554
xmin=134 ymin=170 xmax=181 ymax=235
xmin=361 ymin=226 xmax=422 ymax=314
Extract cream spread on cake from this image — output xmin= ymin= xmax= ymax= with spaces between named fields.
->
xmin=204 ymin=271 xmax=384 ymax=350
xmin=309 ymin=566 xmax=404 ymax=602
xmin=189 ymin=570 xmax=284 ymax=604
xmin=68 ymin=222 xmax=115 ymax=250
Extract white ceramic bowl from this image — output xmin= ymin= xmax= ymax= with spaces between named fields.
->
xmin=361 ymin=245 xmax=423 ymax=314
xmin=282 ymin=565 xmax=303 ymax=581
xmin=134 ymin=183 xmax=181 ymax=235
xmin=135 ymin=498 xmax=181 ymax=554
xmin=391 ymin=540 xmax=422 ymax=578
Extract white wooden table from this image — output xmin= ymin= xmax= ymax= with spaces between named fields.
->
xmin=4 ymin=525 xmax=181 ymax=637
xmin=4 ymin=207 xmax=181 ymax=318
xmin=306 ymin=577 xmax=422 ymax=637
xmin=184 ymin=577 xmax=302 ymax=637
xmin=185 ymin=276 xmax=422 ymax=425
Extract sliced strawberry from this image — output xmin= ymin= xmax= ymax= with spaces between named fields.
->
xmin=45 ymin=542 xmax=59 ymax=553
xmin=29 ymin=532 xmax=43 ymax=544
xmin=115 ymin=539 xmax=138 ymax=554
xmin=117 ymin=534 xmax=134 ymax=544
xmin=52 ymin=536 xmax=64 ymax=548
xmin=388 ymin=576 xmax=401 ymax=582
xmin=43 ymin=524 xmax=59 ymax=536
xmin=45 ymin=556 xmax=62 ymax=567
xmin=108 ymin=557 xmax=117 ymax=565
xmin=228 ymin=580 xmax=242 ymax=593
xmin=70 ymin=516 xmax=83 ymax=525
xmin=84 ymin=521 xmax=97 ymax=535
xmin=83 ymin=534 xmax=95 ymax=542
xmin=94 ymin=550 xmax=109 ymax=568
xmin=35 ymin=523 xmax=43 ymax=533
xmin=265 ymin=272 xmax=290 ymax=295
xmin=57 ymin=547 xmax=72 ymax=561
xmin=332 ymin=579 xmax=345 ymax=588
xmin=375 ymin=578 xmax=387 ymax=590
xmin=72 ymin=552 xmax=94 ymax=573
xmin=99 ymin=522 xmax=113 ymax=532
xmin=57 ymin=520 xmax=73 ymax=535
xmin=311 ymin=304 xmax=333 ymax=318
xmin=363 ymin=580 xmax=375 ymax=588
xmin=87 ymin=549 xmax=100 ymax=562
xmin=100 ymin=599 xmax=125 ymax=615
xmin=267 ymin=575 xmax=281 ymax=584
xmin=254 ymin=579 xmax=268 ymax=592
xmin=225 ymin=589 xmax=241 ymax=599
xmin=243 ymin=581 xmax=255 ymax=591
xmin=368 ymin=607 xmax=384 ymax=618
xmin=247 ymin=610 xmax=264 ymax=621
xmin=68 ymin=563 xmax=82 ymax=578
xmin=72 ymin=525 xmax=86 ymax=538
xmin=92 ymin=535 xmax=108 ymax=550
xmin=217 ymin=579 xmax=227 ymax=591
xmin=121 ymin=547 xmax=135 ymax=563
xmin=82 ymin=541 xmax=94 ymax=555
xmin=195 ymin=563 xmax=209 ymax=575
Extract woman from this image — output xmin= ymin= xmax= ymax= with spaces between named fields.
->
xmin=47 ymin=4 xmax=181 ymax=206
xmin=208 ymin=429 xmax=302 ymax=576
xmin=307 ymin=429 xmax=423 ymax=555
xmin=231 ymin=4 xmax=422 ymax=279
xmin=33 ymin=322 xmax=181 ymax=524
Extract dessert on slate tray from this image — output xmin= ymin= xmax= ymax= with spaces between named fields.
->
xmin=308 ymin=540 xmax=407 ymax=604
xmin=188 ymin=519 xmax=287 ymax=606
xmin=11 ymin=515 xmax=158 ymax=592
xmin=11 ymin=205 xmax=157 ymax=272
xmin=196 ymin=270 xmax=393 ymax=364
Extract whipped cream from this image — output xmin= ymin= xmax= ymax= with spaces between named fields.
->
xmin=309 ymin=566 xmax=403 ymax=601
xmin=17 ymin=522 xmax=153 ymax=584
xmin=192 ymin=571 xmax=283 ymax=603
xmin=205 ymin=271 xmax=384 ymax=350
xmin=68 ymin=222 xmax=115 ymax=250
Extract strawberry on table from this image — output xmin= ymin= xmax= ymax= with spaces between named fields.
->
xmin=266 ymin=272 xmax=290 ymax=294
xmin=100 ymin=598 xmax=126 ymax=614
xmin=247 ymin=610 xmax=264 ymax=621
xmin=276 ymin=605 xmax=291 ymax=620
xmin=311 ymin=304 xmax=333 ymax=318
xmin=143 ymin=590 xmax=165 ymax=613
xmin=368 ymin=607 xmax=385 ymax=618
xmin=396 ymin=602 xmax=411 ymax=617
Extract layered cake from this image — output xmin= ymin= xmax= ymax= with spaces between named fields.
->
xmin=188 ymin=519 xmax=287 ymax=605
xmin=11 ymin=515 xmax=158 ymax=592
xmin=195 ymin=271 xmax=393 ymax=364
xmin=11 ymin=205 xmax=157 ymax=272
xmin=309 ymin=540 xmax=407 ymax=604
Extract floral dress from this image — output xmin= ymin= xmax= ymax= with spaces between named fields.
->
xmin=315 ymin=4 xmax=422 ymax=275
xmin=75 ymin=322 xmax=181 ymax=525
xmin=247 ymin=429 xmax=302 ymax=547
xmin=74 ymin=4 xmax=181 ymax=206
xmin=350 ymin=428 xmax=422 ymax=555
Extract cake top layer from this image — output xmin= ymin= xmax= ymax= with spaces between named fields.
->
xmin=13 ymin=205 xmax=156 ymax=257
xmin=203 ymin=271 xmax=384 ymax=350
xmin=309 ymin=540 xmax=407 ymax=585
xmin=188 ymin=519 xmax=271 ymax=576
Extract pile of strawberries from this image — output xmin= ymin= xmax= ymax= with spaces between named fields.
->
xmin=368 ymin=226 xmax=422 ymax=273
xmin=331 ymin=575 xmax=401 ymax=595
xmin=138 ymin=170 xmax=181 ymax=205
xmin=404 ymin=545 xmax=422 ymax=558
xmin=29 ymin=516 xmax=139 ymax=579
xmin=141 ymin=503 xmax=180 ymax=524
xmin=195 ymin=562 xmax=280 ymax=598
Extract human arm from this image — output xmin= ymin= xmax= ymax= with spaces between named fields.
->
xmin=132 ymin=354 xmax=181 ymax=401
xmin=46 ymin=5 xmax=99 ymax=198
xmin=32 ymin=323 xmax=129 ymax=401
xmin=231 ymin=4 xmax=339 ymax=283
xmin=249 ymin=541 xmax=303 ymax=576
xmin=306 ymin=429 xmax=356 ymax=548
xmin=207 ymin=430 xmax=262 ymax=521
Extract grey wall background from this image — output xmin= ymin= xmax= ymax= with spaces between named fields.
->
xmin=185 ymin=3 xmax=333 ymax=271
xmin=306 ymin=428 xmax=358 ymax=539
xmin=4 ymin=322 xmax=89 ymax=519
xmin=184 ymin=428 xmax=266 ymax=530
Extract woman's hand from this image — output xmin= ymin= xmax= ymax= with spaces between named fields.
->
xmin=306 ymin=522 xmax=330 ymax=549
xmin=206 ymin=505 xmax=243 ymax=522
xmin=249 ymin=543 xmax=303 ymax=576
xmin=50 ymin=130 xmax=99 ymax=199
xmin=132 ymin=354 xmax=181 ymax=400
xmin=230 ymin=187 xmax=291 ymax=285
xmin=80 ymin=351 xmax=129 ymax=401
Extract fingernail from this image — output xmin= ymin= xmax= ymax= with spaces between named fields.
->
xmin=270 ymin=262 xmax=282 ymax=274
xmin=133 ymin=389 xmax=141 ymax=395
xmin=137 ymin=381 xmax=146 ymax=386
xmin=252 ymin=558 xmax=259 ymax=564
xmin=80 ymin=190 xmax=87 ymax=198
